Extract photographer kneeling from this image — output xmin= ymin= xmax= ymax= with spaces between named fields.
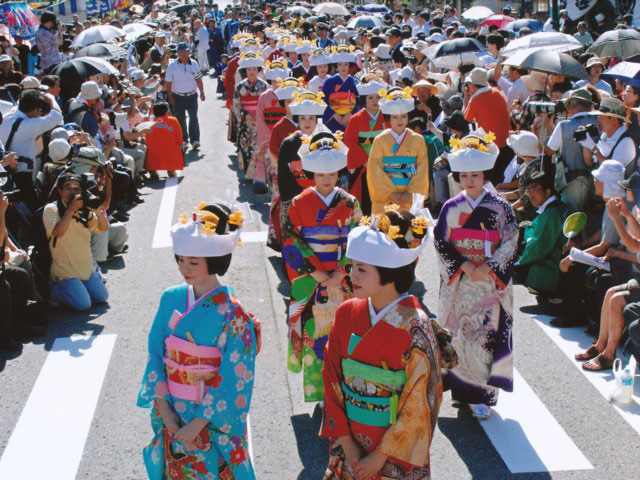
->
xmin=43 ymin=172 xmax=109 ymax=311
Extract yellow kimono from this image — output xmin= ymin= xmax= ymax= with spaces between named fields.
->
xmin=366 ymin=128 xmax=429 ymax=214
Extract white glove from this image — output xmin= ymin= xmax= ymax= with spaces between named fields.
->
xmin=579 ymin=137 xmax=596 ymax=151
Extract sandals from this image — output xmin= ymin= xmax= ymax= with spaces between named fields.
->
xmin=575 ymin=345 xmax=600 ymax=361
xmin=582 ymin=353 xmax=614 ymax=371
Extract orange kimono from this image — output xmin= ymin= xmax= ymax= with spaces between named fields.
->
xmin=145 ymin=115 xmax=184 ymax=172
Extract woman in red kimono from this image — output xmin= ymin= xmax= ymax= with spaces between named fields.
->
xmin=282 ymin=132 xmax=362 ymax=403
xmin=322 ymin=203 xmax=449 ymax=480
xmin=344 ymin=74 xmax=388 ymax=215
xmin=146 ymin=102 xmax=183 ymax=179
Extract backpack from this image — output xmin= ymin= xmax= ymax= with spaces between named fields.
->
xmin=63 ymin=99 xmax=89 ymax=124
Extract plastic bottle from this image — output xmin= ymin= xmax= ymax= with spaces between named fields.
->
xmin=619 ymin=366 xmax=634 ymax=404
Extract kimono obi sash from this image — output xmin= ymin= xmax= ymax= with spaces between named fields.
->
xmin=450 ymin=227 xmax=500 ymax=265
xmin=163 ymin=334 xmax=222 ymax=404
xmin=263 ymin=106 xmax=286 ymax=129
xmin=358 ymin=130 xmax=383 ymax=156
xmin=341 ymin=334 xmax=406 ymax=427
xmin=329 ymin=91 xmax=356 ymax=115
xmin=240 ymin=95 xmax=260 ymax=115
xmin=383 ymin=155 xmax=417 ymax=186
xmin=289 ymin=159 xmax=315 ymax=188
xmin=300 ymin=225 xmax=350 ymax=264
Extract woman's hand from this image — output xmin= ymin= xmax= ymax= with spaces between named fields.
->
xmin=559 ymin=256 xmax=572 ymax=273
xmin=1 ymin=152 xmax=17 ymax=170
xmin=174 ymin=418 xmax=208 ymax=445
xmin=156 ymin=399 xmax=182 ymax=434
xmin=603 ymin=247 xmax=619 ymax=263
xmin=338 ymin=435 xmax=362 ymax=470
xmin=461 ymin=261 xmax=476 ymax=278
xmin=324 ymin=270 xmax=345 ymax=287
xmin=606 ymin=197 xmax=623 ymax=218
xmin=354 ymin=450 xmax=388 ymax=480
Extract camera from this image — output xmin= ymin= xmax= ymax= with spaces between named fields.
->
xmin=527 ymin=100 xmax=566 ymax=115
xmin=80 ymin=172 xmax=104 ymax=211
xmin=0 ymin=170 xmax=20 ymax=201
xmin=573 ymin=123 xmax=600 ymax=142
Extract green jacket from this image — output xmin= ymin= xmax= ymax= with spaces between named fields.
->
xmin=519 ymin=197 xmax=569 ymax=292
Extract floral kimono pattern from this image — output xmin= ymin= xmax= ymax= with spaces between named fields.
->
xmin=232 ymin=78 xmax=268 ymax=174
xmin=283 ymin=188 xmax=361 ymax=402
xmin=137 ymin=284 xmax=259 ymax=479
xmin=321 ymin=296 xmax=443 ymax=479
xmin=433 ymin=190 xmax=518 ymax=406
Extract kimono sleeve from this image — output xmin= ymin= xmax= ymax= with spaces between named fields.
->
xmin=344 ymin=114 xmax=366 ymax=170
xmin=277 ymin=136 xmax=303 ymax=203
xmin=433 ymin=201 xmax=467 ymax=283
xmin=320 ymin=303 xmax=351 ymax=440
xmin=137 ymin=290 xmax=173 ymax=408
xmin=321 ymin=77 xmax=335 ymax=125
xmin=367 ymin=135 xmax=396 ymax=208
xmin=282 ymin=195 xmax=324 ymax=278
xmin=407 ymin=134 xmax=429 ymax=197
xmin=519 ymin=210 xmax=563 ymax=266
xmin=377 ymin=323 xmax=432 ymax=468
xmin=195 ymin=303 xmax=258 ymax=437
xmin=486 ymin=199 xmax=519 ymax=289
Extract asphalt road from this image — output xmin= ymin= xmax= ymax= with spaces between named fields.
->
xmin=1 ymin=75 xmax=639 ymax=480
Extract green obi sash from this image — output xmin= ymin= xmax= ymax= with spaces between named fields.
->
xmin=341 ymin=334 xmax=406 ymax=427
xmin=358 ymin=129 xmax=383 ymax=156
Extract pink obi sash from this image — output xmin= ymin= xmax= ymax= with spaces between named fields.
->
xmin=240 ymin=95 xmax=259 ymax=116
xmin=450 ymin=228 xmax=500 ymax=243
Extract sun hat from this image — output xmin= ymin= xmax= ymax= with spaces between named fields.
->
xmin=619 ymin=172 xmax=640 ymax=191
xmin=49 ymin=139 xmax=71 ymax=163
xmin=592 ymin=160 xmax=625 ymax=198
xmin=594 ymin=97 xmax=626 ymax=120
xmin=80 ymin=81 xmax=102 ymax=101
xmin=464 ymin=67 xmax=488 ymax=87
xmin=507 ymin=131 xmax=541 ymax=158
xmin=20 ymin=76 xmax=47 ymax=91
xmin=372 ymin=43 xmax=391 ymax=60
xmin=50 ymin=127 xmax=70 ymax=141
xmin=443 ymin=110 xmax=469 ymax=133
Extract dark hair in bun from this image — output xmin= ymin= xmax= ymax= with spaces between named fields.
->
xmin=375 ymin=209 xmax=426 ymax=293
xmin=174 ymin=203 xmax=239 ymax=276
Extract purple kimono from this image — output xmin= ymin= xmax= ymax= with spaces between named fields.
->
xmin=433 ymin=190 xmax=518 ymax=406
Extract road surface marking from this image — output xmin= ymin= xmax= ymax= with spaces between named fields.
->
xmin=480 ymin=368 xmax=593 ymax=473
xmin=0 ymin=334 xmax=116 ymax=480
xmin=152 ymin=176 xmax=180 ymax=248
xmin=240 ymin=231 xmax=268 ymax=243
xmin=533 ymin=314 xmax=640 ymax=435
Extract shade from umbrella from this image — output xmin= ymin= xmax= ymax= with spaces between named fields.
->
xmin=601 ymin=61 xmax=640 ymax=87
xmin=588 ymin=29 xmax=640 ymax=60
xmin=462 ymin=6 xmax=494 ymax=20
xmin=347 ymin=15 xmax=382 ymax=29
xmin=505 ymin=49 xmax=588 ymax=80
xmin=71 ymin=25 xmax=126 ymax=47
xmin=480 ymin=14 xmax=516 ymax=29
xmin=501 ymin=32 xmax=583 ymax=57
xmin=432 ymin=38 xmax=486 ymax=69
xmin=75 ymin=43 xmax=127 ymax=60
xmin=124 ymin=23 xmax=154 ymax=41
xmin=355 ymin=4 xmax=390 ymax=14
xmin=503 ymin=19 xmax=544 ymax=34
xmin=287 ymin=6 xmax=311 ymax=16
xmin=313 ymin=2 xmax=350 ymax=16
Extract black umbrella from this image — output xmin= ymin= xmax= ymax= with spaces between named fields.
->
xmin=588 ymin=29 xmax=640 ymax=60
xmin=74 ymin=43 xmax=127 ymax=60
xmin=52 ymin=59 xmax=104 ymax=101
xmin=170 ymin=3 xmax=196 ymax=16
xmin=507 ymin=49 xmax=588 ymax=80
xmin=432 ymin=38 xmax=486 ymax=69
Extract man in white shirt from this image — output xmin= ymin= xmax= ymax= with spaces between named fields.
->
xmin=578 ymin=97 xmax=637 ymax=176
xmin=165 ymin=43 xmax=206 ymax=149
xmin=412 ymin=12 xmax=430 ymax=36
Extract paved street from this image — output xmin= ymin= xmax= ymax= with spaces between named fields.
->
xmin=1 ymin=74 xmax=639 ymax=480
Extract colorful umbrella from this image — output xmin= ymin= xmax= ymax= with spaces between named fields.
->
xmin=503 ymin=19 xmax=544 ymax=35
xmin=355 ymin=4 xmax=390 ymax=15
xmin=601 ymin=62 xmax=640 ymax=87
xmin=480 ymin=14 xmax=516 ymax=29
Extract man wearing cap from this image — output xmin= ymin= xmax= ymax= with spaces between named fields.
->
xmin=576 ymin=57 xmax=613 ymax=95
xmin=0 ymin=55 xmax=23 ymax=87
xmin=410 ymin=79 xmax=442 ymax=125
xmin=386 ymin=28 xmax=406 ymax=67
xmin=66 ymin=81 xmax=103 ymax=139
xmin=579 ymin=97 xmax=637 ymax=178
xmin=43 ymin=172 xmax=109 ymax=311
xmin=165 ymin=43 xmax=206 ymax=150
xmin=315 ymin=24 xmax=334 ymax=50
xmin=463 ymin=67 xmax=511 ymax=181
xmin=545 ymin=88 xmax=598 ymax=212
xmin=515 ymin=169 xmax=569 ymax=295
xmin=145 ymin=34 xmax=168 ymax=71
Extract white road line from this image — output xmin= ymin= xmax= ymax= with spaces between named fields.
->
xmin=0 ymin=334 xmax=116 ymax=480
xmin=240 ymin=231 xmax=268 ymax=243
xmin=152 ymin=176 xmax=180 ymax=248
xmin=533 ymin=314 xmax=640 ymax=435
xmin=480 ymin=368 xmax=593 ymax=473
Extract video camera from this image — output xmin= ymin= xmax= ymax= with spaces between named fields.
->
xmin=0 ymin=169 xmax=20 ymax=202
xmin=573 ymin=123 xmax=600 ymax=143
xmin=527 ymin=101 xmax=566 ymax=115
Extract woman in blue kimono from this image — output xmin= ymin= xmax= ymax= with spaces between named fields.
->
xmin=433 ymin=131 xmax=519 ymax=420
xmin=138 ymin=201 xmax=261 ymax=480
xmin=322 ymin=45 xmax=359 ymax=133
